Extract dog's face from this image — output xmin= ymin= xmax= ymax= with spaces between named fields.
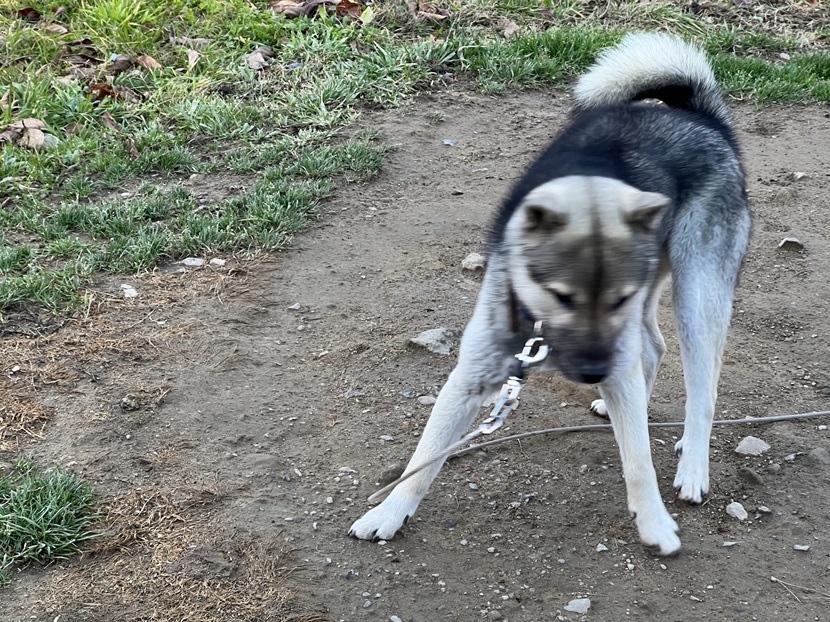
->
xmin=504 ymin=176 xmax=669 ymax=384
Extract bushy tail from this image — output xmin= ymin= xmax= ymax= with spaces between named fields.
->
xmin=573 ymin=33 xmax=730 ymax=127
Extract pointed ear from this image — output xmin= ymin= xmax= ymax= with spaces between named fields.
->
xmin=623 ymin=192 xmax=670 ymax=233
xmin=523 ymin=204 xmax=568 ymax=234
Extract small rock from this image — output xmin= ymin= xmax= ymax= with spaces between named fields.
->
xmin=379 ymin=434 xmax=395 ymax=442
xmin=737 ymin=467 xmax=764 ymax=486
xmin=442 ymin=138 xmax=457 ymax=146
xmin=120 ymin=394 xmax=141 ymax=411
xmin=391 ymin=616 xmax=404 ymax=622
xmin=726 ymin=501 xmax=748 ymax=521
xmin=287 ymin=303 xmax=302 ymax=310
xmin=120 ymin=284 xmax=138 ymax=299
xmin=784 ymin=453 xmax=797 ymax=463
xmin=792 ymin=171 xmax=807 ymax=181
xmin=808 ymin=447 xmax=830 ymax=465
xmin=399 ymin=389 xmax=417 ymax=399
xmin=757 ymin=505 xmax=772 ymax=514
xmin=410 ymin=328 xmax=461 ymax=356
xmin=564 ymin=598 xmax=591 ymax=614
xmin=343 ymin=389 xmax=365 ymax=398
xmin=180 ymin=257 xmax=205 ymax=267
xmin=487 ymin=611 xmax=503 ymax=621
xmin=778 ymin=237 xmax=804 ymax=251
xmin=793 ymin=544 xmax=810 ymax=552
xmin=41 ymin=133 xmax=60 ymax=150
xmin=209 ymin=257 xmax=226 ymax=267
xmin=767 ymin=462 xmax=781 ymax=473
xmin=735 ymin=436 xmax=770 ymax=456
xmin=779 ymin=52 xmax=791 ymax=61
xmin=461 ymin=252 xmax=486 ymax=272
xmin=441 ymin=516 xmax=457 ymax=529
xmin=468 ymin=482 xmax=479 ymax=490
xmin=363 ymin=599 xmax=372 ymax=608
xmin=722 ymin=541 xmax=739 ymax=547
xmin=596 ymin=543 xmax=608 ymax=552
xmin=418 ymin=395 xmax=437 ymax=406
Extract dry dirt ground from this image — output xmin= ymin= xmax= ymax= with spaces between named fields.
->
xmin=2 ymin=88 xmax=830 ymax=621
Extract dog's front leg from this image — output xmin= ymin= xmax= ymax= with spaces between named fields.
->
xmin=601 ymin=360 xmax=680 ymax=555
xmin=349 ymin=289 xmax=513 ymax=541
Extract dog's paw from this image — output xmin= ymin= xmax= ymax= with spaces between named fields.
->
xmin=634 ymin=509 xmax=681 ymax=556
xmin=348 ymin=498 xmax=415 ymax=541
xmin=673 ymin=439 xmax=710 ymax=504
xmin=590 ymin=399 xmax=609 ymax=418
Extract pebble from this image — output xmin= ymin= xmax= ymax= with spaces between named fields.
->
xmin=442 ymin=138 xmax=457 ymax=146
xmin=391 ymin=617 xmax=403 ymax=622
xmin=287 ymin=303 xmax=302 ymax=310
xmin=779 ymin=52 xmax=791 ymax=60
xmin=735 ymin=436 xmax=770 ymax=456
xmin=399 ymin=389 xmax=417 ymax=399
xmin=564 ymin=598 xmax=591 ymax=614
xmin=784 ymin=453 xmax=797 ymax=463
xmin=792 ymin=171 xmax=807 ymax=181
xmin=767 ymin=463 xmax=782 ymax=473
xmin=793 ymin=544 xmax=811 ymax=552
xmin=757 ymin=505 xmax=772 ymax=514
xmin=418 ymin=395 xmax=437 ymax=406
xmin=120 ymin=284 xmax=138 ymax=299
xmin=343 ymin=389 xmax=366 ymax=398
xmin=209 ymin=257 xmax=226 ymax=267
xmin=596 ymin=543 xmax=608 ymax=552
xmin=807 ymin=447 xmax=830 ymax=465
xmin=726 ymin=501 xmax=748 ymax=521
xmin=378 ymin=463 xmax=404 ymax=487
xmin=180 ymin=257 xmax=205 ymax=267
xmin=410 ymin=328 xmax=461 ymax=356
xmin=468 ymin=483 xmax=479 ymax=490
xmin=487 ymin=611 xmax=503 ymax=621
xmin=363 ymin=599 xmax=372 ymax=608
xmin=379 ymin=434 xmax=395 ymax=442
xmin=461 ymin=252 xmax=486 ymax=272
xmin=778 ymin=237 xmax=804 ymax=251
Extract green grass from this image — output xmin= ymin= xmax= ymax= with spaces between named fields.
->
xmin=0 ymin=0 xmax=828 ymax=311
xmin=0 ymin=458 xmax=98 ymax=586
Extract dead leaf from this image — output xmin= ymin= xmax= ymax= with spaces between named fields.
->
xmin=45 ymin=23 xmax=69 ymax=35
xmin=187 ymin=49 xmax=200 ymax=71
xmin=89 ymin=83 xmax=117 ymax=101
xmin=8 ymin=118 xmax=46 ymax=130
xmin=17 ymin=7 xmax=42 ymax=21
xmin=244 ymin=51 xmax=269 ymax=70
xmin=168 ymin=34 xmax=213 ymax=49
xmin=417 ymin=1 xmax=449 ymax=19
xmin=136 ymin=54 xmax=163 ymax=70
xmin=0 ymin=127 xmax=24 ymax=147
xmin=336 ymin=0 xmax=363 ymax=19
xmin=269 ymin=0 xmax=305 ymax=16
xmin=65 ymin=122 xmax=84 ymax=135
xmin=53 ymin=6 xmax=67 ymax=18
xmin=19 ymin=128 xmax=46 ymax=150
xmin=503 ymin=20 xmax=520 ymax=38
xmin=107 ymin=54 xmax=133 ymax=75
xmin=0 ymin=91 xmax=9 ymax=112
xmin=102 ymin=111 xmax=121 ymax=132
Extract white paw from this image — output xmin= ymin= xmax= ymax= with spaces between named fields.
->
xmin=349 ymin=495 xmax=418 ymax=541
xmin=590 ymin=399 xmax=608 ymax=417
xmin=673 ymin=438 xmax=710 ymax=503
xmin=634 ymin=507 xmax=681 ymax=556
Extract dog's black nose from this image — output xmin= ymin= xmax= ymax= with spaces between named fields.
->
xmin=579 ymin=363 xmax=608 ymax=384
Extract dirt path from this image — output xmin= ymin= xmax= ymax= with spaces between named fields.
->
xmin=3 ymin=89 xmax=830 ymax=621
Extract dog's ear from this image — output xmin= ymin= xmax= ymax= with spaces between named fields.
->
xmin=623 ymin=192 xmax=670 ymax=233
xmin=523 ymin=204 xmax=568 ymax=234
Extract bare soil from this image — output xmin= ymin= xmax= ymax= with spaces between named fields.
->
xmin=2 ymin=88 xmax=830 ymax=621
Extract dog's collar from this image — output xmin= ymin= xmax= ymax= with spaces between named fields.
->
xmin=508 ymin=287 xmax=537 ymax=333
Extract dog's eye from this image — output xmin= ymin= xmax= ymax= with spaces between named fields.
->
xmin=611 ymin=295 xmax=631 ymax=311
xmin=552 ymin=291 xmax=575 ymax=310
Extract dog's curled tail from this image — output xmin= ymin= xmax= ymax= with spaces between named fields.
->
xmin=573 ymin=32 xmax=730 ymax=127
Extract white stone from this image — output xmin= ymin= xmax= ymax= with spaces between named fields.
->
xmin=596 ymin=543 xmax=608 ymax=552
xmin=209 ymin=257 xmax=226 ymax=267
xmin=735 ymin=436 xmax=770 ymax=456
xmin=461 ymin=252 xmax=486 ymax=272
xmin=418 ymin=395 xmax=437 ymax=406
xmin=564 ymin=598 xmax=591 ymax=614
xmin=180 ymin=257 xmax=205 ymax=267
xmin=120 ymin=284 xmax=138 ymax=298
xmin=726 ymin=501 xmax=748 ymax=521
xmin=793 ymin=544 xmax=810 ymax=552
xmin=410 ymin=328 xmax=461 ymax=356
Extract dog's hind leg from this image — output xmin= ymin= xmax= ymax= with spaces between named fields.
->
xmin=600 ymin=351 xmax=680 ymax=555
xmin=349 ymin=278 xmax=516 ymax=541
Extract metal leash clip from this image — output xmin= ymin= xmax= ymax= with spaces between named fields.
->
xmin=478 ymin=376 xmax=522 ymax=435
xmin=516 ymin=320 xmax=549 ymax=367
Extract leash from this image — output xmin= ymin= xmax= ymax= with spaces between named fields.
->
xmin=367 ymin=321 xmax=549 ymax=503
xmin=367 ymin=322 xmax=830 ymax=504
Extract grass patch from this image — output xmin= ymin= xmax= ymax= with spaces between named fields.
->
xmin=0 ymin=458 xmax=98 ymax=586
xmin=0 ymin=0 xmax=828 ymax=311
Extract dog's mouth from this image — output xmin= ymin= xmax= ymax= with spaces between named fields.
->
xmin=549 ymin=347 xmax=615 ymax=385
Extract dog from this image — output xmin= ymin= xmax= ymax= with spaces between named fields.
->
xmin=349 ymin=33 xmax=751 ymax=555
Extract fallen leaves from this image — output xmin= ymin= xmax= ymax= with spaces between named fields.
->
xmin=187 ymin=49 xmax=200 ymax=71
xmin=17 ymin=7 xmax=42 ymax=22
xmin=268 ymin=0 xmax=384 ymax=21
xmin=243 ymin=46 xmax=275 ymax=71
xmin=0 ymin=119 xmax=58 ymax=151
xmin=136 ymin=55 xmax=163 ymax=71
xmin=503 ymin=20 xmax=520 ymax=39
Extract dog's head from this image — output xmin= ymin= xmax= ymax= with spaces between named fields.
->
xmin=504 ymin=176 xmax=669 ymax=384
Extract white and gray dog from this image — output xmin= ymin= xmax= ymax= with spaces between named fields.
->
xmin=350 ymin=33 xmax=751 ymax=555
